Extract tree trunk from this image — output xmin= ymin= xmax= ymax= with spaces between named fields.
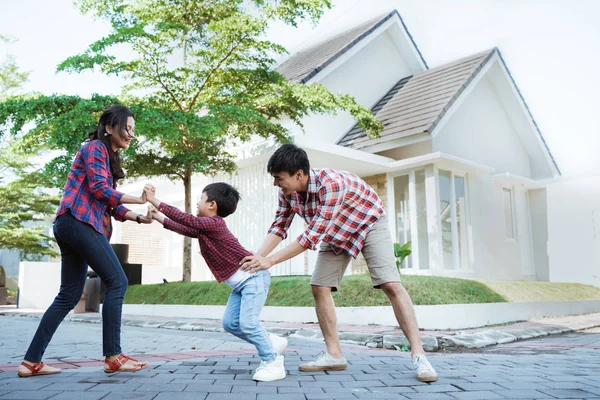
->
xmin=182 ymin=169 xmax=192 ymax=282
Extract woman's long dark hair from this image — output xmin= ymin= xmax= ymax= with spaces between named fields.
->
xmin=87 ymin=105 xmax=133 ymax=183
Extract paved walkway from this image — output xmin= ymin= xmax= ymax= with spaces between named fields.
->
xmin=1 ymin=312 xmax=600 ymax=399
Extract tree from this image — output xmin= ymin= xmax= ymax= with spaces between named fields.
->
xmin=0 ymin=35 xmax=60 ymax=259
xmin=0 ymin=35 xmax=29 ymax=99
xmin=0 ymin=140 xmax=61 ymax=258
xmin=1 ymin=0 xmax=384 ymax=281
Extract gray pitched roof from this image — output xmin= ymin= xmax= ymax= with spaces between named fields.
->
xmin=276 ymin=10 xmax=427 ymax=83
xmin=338 ymin=49 xmax=496 ymax=150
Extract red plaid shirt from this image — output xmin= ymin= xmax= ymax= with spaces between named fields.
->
xmin=55 ymin=140 xmax=129 ymax=239
xmin=159 ymin=203 xmax=252 ymax=282
xmin=268 ymin=168 xmax=384 ymax=258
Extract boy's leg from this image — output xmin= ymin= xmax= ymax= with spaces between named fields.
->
xmin=222 ymin=288 xmax=246 ymax=341
xmin=238 ymin=271 xmax=276 ymax=362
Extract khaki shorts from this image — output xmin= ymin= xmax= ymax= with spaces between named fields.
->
xmin=310 ymin=214 xmax=401 ymax=291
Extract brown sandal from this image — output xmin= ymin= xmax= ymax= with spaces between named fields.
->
xmin=17 ymin=361 xmax=62 ymax=378
xmin=104 ymin=354 xmax=147 ymax=373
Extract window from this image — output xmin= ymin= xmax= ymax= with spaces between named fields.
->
xmin=503 ymin=188 xmax=515 ymax=239
xmin=438 ymin=170 xmax=469 ymax=269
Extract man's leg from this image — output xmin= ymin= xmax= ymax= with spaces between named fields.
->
xmin=311 ymin=285 xmax=343 ymax=358
xmin=380 ymin=282 xmax=425 ymax=355
xmin=362 ymin=214 xmax=437 ymax=382
xmin=299 ymin=243 xmax=349 ymax=372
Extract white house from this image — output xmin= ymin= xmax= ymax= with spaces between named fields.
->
xmin=115 ymin=10 xmax=565 ymax=284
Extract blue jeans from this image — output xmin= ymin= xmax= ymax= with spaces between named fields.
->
xmin=222 ymin=270 xmax=276 ymax=362
xmin=24 ymin=213 xmax=129 ymax=361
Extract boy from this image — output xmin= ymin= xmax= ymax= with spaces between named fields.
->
xmin=144 ymin=182 xmax=287 ymax=382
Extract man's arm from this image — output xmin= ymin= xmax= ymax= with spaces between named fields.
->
xmin=241 ymin=240 xmax=306 ymax=272
xmin=254 ymin=233 xmax=283 ymax=257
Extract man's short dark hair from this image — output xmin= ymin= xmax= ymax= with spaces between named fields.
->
xmin=202 ymin=182 xmax=241 ymax=218
xmin=267 ymin=144 xmax=310 ymax=176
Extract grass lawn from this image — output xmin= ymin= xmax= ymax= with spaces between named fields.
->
xmin=124 ymin=274 xmax=506 ymax=306
xmin=477 ymin=280 xmax=600 ymax=302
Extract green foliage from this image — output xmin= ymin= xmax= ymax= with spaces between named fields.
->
xmin=0 ymin=0 xmax=383 ymax=280
xmin=393 ymin=241 xmax=411 ymax=269
xmin=0 ymin=35 xmax=29 ymax=99
xmin=124 ymin=275 xmax=507 ymax=306
xmin=0 ymin=140 xmax=61 ymax=258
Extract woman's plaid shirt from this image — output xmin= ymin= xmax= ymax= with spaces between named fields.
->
xmin=158 ymin=203 xmax=252 ymax=282
xmin=268 ymin=168 xmax=384 ymax=258
xmin=54 ymin=140 xmax=129 ymax=239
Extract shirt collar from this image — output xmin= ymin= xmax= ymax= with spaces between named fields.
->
xmin=307 ymin=169 xmax=318 ymax=194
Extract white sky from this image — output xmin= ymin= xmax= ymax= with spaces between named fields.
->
xmin=1 ymin=0 xmax=599 ymax=178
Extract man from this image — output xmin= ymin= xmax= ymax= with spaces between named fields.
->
xmin=241 ymin=144 xmax=437 ymax=382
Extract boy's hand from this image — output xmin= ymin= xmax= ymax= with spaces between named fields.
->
xmin=139 ymin=188 xmax=147 ymax=204
xmin=148 ymin=205 xmax=165 ymax=224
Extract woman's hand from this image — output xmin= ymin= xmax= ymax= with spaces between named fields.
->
xmin=139 ymin=188 xmax=147 ymax=204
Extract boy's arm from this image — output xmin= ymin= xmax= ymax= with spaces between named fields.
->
xmin=150 ymin=206 xmax=199 ymax=238
xmin=144 ymin=186 xmax=220 ymax=232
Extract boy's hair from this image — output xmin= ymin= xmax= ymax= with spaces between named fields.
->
xmin=267 ymin=143 xmax=310 ymax=176
xmin=202 ymin=182 xmax=241 ymax=218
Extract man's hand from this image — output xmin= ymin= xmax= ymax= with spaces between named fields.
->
xmin=240 ymin=255 xmax=274 ymax=273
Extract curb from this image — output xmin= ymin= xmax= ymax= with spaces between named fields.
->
xmin=2 ymin=311 xmax=597 ymax=352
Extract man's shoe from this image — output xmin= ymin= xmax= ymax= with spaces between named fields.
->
xmin=252 ymin=355 xmax=286 ymax=382
xmin=412 ymin=353 xmax=438 ymax=382
xmin=298 ymin=352 xmax=347 ymax=372
xmin=269 ymin=333 xmax=288 ymax=355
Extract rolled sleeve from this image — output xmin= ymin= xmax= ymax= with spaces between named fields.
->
xmin=112 ymin=204 xmax=130 ymax=222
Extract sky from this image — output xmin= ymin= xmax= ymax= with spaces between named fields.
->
xmin=1 ymin=0 xmax=599 ymax=178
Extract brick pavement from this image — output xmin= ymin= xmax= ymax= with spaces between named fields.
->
xmin=1 ymin=316 xmax=600 ymax=399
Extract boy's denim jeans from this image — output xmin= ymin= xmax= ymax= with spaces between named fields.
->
xmin=222 ymin=270 xmax=277 ymax=362
xmin=24 ymin=213 xmax=128 ymax=361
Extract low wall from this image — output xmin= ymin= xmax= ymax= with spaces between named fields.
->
xmin=18 ymin=262 xmax=185 ymax=309
xmin=118 ymin=300 xmax=600 ymax=330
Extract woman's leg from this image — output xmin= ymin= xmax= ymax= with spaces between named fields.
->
xmin=238 ymin=271 xmax=276 ymax=362
xmin=23 ymin=216 xmax=87 ymax=363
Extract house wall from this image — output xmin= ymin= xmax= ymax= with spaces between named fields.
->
xmin=432 ymin=75 xmax=532 ymax=178
xmin=377 ymin=140 xmax=432 ymax=161
xmin=529 ymin=189 xmax=550 ymax=281
xmin=287 ymin=31 xmax=414 ymax=144
xmin=547 ymin=176 xmax=600 ymax=288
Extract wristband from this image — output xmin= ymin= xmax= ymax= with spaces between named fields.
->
xmin=136 ymin=214 xmax=142 ymax=224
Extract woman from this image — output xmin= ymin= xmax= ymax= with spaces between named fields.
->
xmin=18 ymin=105 xmax=151 ymax=377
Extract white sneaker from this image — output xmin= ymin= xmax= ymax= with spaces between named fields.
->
xmin=269 ymin=333 xmax=288 ymax=355
xmin=412 ymin=353 xmax=438 ymax=382
xmin=252 ymin=355 xmax=286 ymax=382
xmin=298 ymin=352 xmax=347 ymax=372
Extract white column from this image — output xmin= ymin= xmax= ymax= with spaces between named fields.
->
xmin=425 ymin=165 xmax=441 ymax=272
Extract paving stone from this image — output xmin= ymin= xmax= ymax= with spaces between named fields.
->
xmin=50 ymin=393 xmax=110 ymax=400
xmin=448 ymin=391 xmax=503 ymax=399
xmin=0 ymin=391 xmax=62 ymax=399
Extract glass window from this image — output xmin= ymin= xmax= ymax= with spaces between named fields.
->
xmin=438 ymin=170 xmax=469 ymax=269
xmin=503 ymin=188 xmax=515 ymax=239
